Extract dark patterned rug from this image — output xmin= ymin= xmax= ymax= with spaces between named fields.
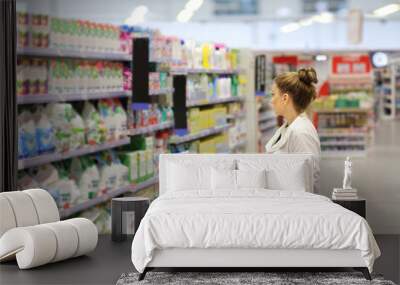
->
xmin=116 ymin=271 xmax=396 ymax=285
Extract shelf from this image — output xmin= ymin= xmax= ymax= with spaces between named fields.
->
xmin=17 ymin=47 xmax=132 ymax=61
xmin=170 ymin=67 xmax=239 ymax=75
xmin=149 ymin=57 xmax=183 ymax=65
xmin=258 ymin=111 xmax=276 ymax=122
xmin=17 ymin=91 xmax=130 ymax=104
xmin=321 ymin=151 xmax=366 ymax=158
xmin=384 ymin=102 xmax=394 ymax=108
xmin=149 ymin=88 xmax=174 ymax=96
xmin=187 ymin=96 xmax=243 ymax=107
xmin=59 ymin=176 xmax=159 ymax=219
xmin=169 ymin=124 xmax=231 ymax=144
xmin=318 ymin=131 xmax=367 ymax=137
xmin=313 ymin=108 xmax=371 ymax=113
xmin=321 ymin=141 xmax=366 ymax=146
xmin=126 ymin=121 xmax=174 ymax=136
xmin=259 ymin=121 xmax=277 ymax=132
xmin=226 ymin=112 xmax=246 ymax=120
xmin=18 ymin=138 xmax=130 ymax=170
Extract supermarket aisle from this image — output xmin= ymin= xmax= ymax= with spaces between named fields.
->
xmin=319 ymin=119 xmax=400 ymax=234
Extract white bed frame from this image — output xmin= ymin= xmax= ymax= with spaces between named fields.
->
xmin=138 ymin=154 xmax=371 ymax=281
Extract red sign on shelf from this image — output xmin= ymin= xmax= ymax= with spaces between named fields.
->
xmin=273 ymin=55 xmax=298 ymax=65
xmin=331 ymin=55 xmax=371 ymax=75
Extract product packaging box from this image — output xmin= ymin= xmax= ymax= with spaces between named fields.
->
xmin=145 ymin=149 xmax=154 ymax=179
xmin=138 ymin=151 xmax=146 ymax=182
xmin=119 ymin=151 xmax=139 ymax=184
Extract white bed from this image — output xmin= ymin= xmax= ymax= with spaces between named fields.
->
xmin=131 ymin=154 xmax=380 ymax=280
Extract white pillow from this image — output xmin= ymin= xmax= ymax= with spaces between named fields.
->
xmin=267 ymin=164 xmax=307 ymax=191
xmin=211 ymin=168 xmax=237 ymax=191
xmin=211 ymin=169 xmax=267 ymax=191
xmin=167 ymin=162 xmax=210 ymax=191
xmin=237 ymin=159 xmax=309 ymax=192
xmin=236 ymin=169 xmax=267 ymax=189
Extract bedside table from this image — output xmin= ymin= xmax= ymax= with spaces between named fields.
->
xmin=332 ymin=198 xmax=366 ymax=218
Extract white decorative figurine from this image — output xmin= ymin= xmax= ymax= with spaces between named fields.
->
xmin=342 ymin=156 xmax=352 ymax=190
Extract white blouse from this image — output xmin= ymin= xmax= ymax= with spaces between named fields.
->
xmin=265 ymin=113 xmax=321 ymax=193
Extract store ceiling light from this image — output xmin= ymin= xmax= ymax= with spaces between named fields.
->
xmin=280 ymin=22 xmax=301 ymax=33
xmin=372 ymin=3 xmax=400 ymax=17
xmin=299 ymin=17 xmax=313 ymax=26
xmin=185 ymin=0 xmax=204 ymax=11
xmin=281 ymin=11 xmax=335 ymax=33
xmin=176 ymin=0 xmax=204 ymax=23
xmin=124 ymin=5 xmax=148 ymax=25
xmin=312 ymin=12 xmax=334 ymax=23
xmin=177 ymin=9 xmax=194 ymax=23
xmin=315 ymin=54 xmax=328 ymax=61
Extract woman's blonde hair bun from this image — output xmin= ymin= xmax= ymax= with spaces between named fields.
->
xmin=298 ymin=67 xmax=318 ymax=85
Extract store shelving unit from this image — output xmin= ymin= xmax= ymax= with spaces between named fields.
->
xmin=381 ymin=59 xmax=400 ymax=119
xmin=170 ymin=62 xmax=245 ymax=151
xmin=126 ymin=121 xmax=174 ymax=136
xmin=17 ymin=47 xmax=132 ymax=61
xmin=226 ymin=111 xmax=246 ymax=120
xmin=258 ymin=109 xmax=276 ymax=122
xmin=313 ymin=108 xmax=371 ymax=113
xmin=59 ymin=176 xmax=158 ymax=219
xmin=16 ymin=19 xmax=248 ymax=223
xmin=170 ymin=67 xmax=239 ymax=75
xmin=259 ymin=119 xmax=277 ymax=132
xmin=187 ymin=96 xmax=243 ymax=107
xmin=311 ymin=71 xmax=375 ymax=157
xmin=374 ymin=66 xmax=391 ymax=120
xmin=149 ymin=88 xmax=174 ymax=96
xmin=252 ymin=54 xmax=277 ymax=152
xmin=17 ymin=91 xmax=130 ymax=104
xmin=169 ymin=124 xmax=231 ymax=144
xmin=256 ymin=96 xmax=276 ymax=152
xmin=18 ymin=138 xmax=130 ymax=170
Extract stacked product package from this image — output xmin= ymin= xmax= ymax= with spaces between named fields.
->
xmin=187 ymin=105 xmax=227 ymax=134
xmin=186 ymin=75 xmax=238 ymax=103
xmin=149 ymin=32 xmax=183 ymax=63
xmin=128 ymin=104 xmax=174 ymax=130
xmin=119 ymin=136 xmax=156 ymax=184
xmin=332 ymin=188 xmax=359 ymax=200
xmin=18 ymin=99 xmax=127 ymax=159
xmin=17 ymin=12 xmax=129 ymax=54
xmin=149 ymin=72 xmax=170 ymax=92
xmin=180 ymin=40 xmax=239 ymax=71
xmin=17 ymin=150 xmax=130 ymax=210
xmin=17 ymin=58 xmax=125 ymax=96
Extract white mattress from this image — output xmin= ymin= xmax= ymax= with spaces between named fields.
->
xmin=131 ymin=190 xmax=380 ymax=273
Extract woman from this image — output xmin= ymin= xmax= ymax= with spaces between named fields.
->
xmin=265 ymin=67 xmax=321 ymax=193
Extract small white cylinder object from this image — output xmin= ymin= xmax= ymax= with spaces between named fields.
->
xmin=65 ymin=218 xmax=98 ymax=257
xmin=0 ymin=226 xmax=57 ymax=269
xmin=0 ymin=196 xmax=17 ymax=237
xmin=24 ymin=189 xmax=60 ymax=223
xmin=1 ymin=192 xmax=39 ymax=227
xmin=42 ymin=221 xmax=79 ymax=262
